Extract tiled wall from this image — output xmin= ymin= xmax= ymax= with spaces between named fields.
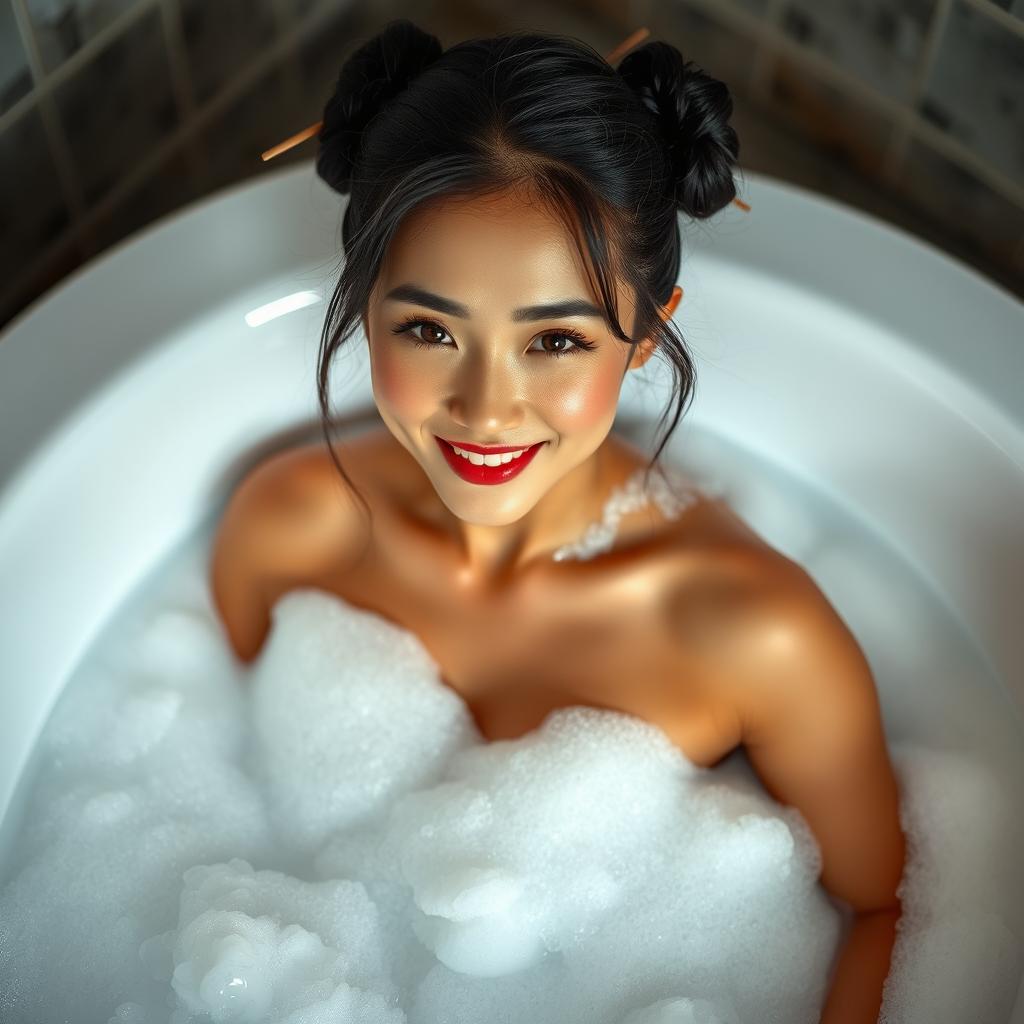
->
xmin=0 ymin=0 xmax=1022 ymax=333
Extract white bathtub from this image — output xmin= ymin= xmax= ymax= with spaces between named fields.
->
xmin=1 ymin=162 xmax=1022 ymax=1018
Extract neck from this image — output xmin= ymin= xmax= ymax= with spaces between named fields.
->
xmin=445 ymin=443 xmax=612 ymax=590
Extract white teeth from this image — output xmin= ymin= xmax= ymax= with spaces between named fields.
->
xmin=450 ymin=443 xmax=531 ymax=467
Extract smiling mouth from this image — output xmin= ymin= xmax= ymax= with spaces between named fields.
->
xmin=437 ymin=435 xmax=546 ymax=460
xmin=434 ymin=435 xmax=547 ymax=484
xmin=441 ymin=439 xmax=539 ymax=465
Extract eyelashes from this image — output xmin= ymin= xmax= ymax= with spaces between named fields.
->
xmin=389 ymin=316 xmax=597 ymax=359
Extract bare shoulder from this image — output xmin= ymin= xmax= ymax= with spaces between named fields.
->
xmin=208 ymin=436 xmax=378 ymax=661
xmin=241 ymin=426 xmax=422 ymax=563
xmin=659 ymin=499 xmax=867 ymax=740
xmin=231 ymin=441 xmax=373 ymax=574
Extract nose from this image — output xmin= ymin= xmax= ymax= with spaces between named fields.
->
xmin=445 ymin=348 xmax=526 ymax=437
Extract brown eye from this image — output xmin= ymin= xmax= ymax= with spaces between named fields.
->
xmin=535 ymin=333 xmax=577 ymax=355
xmin=418 ymin=323 xmax=449 ymax=345
xmin=530 ymin=329 xmax=597 ymax=358
xmin=390 ymin=319 xmax=455 ymax=348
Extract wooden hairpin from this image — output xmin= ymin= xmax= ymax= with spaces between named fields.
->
xmin=260 ymin=25 xmax=751 ymax=213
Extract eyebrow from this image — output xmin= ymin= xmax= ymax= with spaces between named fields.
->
xmin=383 ymin=284 xmax=605 ymax=322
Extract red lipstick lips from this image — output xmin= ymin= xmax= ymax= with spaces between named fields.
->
xmin=435 ymin=435 xmax=546 ymax=485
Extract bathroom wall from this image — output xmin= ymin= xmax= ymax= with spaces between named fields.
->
xmin=0 ymin=0 xmax=1021 ymax=333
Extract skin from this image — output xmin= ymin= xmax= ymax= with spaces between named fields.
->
xmin=210 ymin=183 xmax=907 ymax=1024
xmin=361 ymin=185 xmax=681 ymax=591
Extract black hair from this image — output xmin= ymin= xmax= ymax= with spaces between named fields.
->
xmin=314 ymin=19 xmax=741 ymax=521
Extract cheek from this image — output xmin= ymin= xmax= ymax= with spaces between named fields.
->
xmin=540 ymin=361 xmax=622 ymax=431
xmin=370 ymin=341 xmax=437 ymax=418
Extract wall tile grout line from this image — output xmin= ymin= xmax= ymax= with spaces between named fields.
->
xmin=882 ymin=0 xmax=954 ymax=184
xmin=958 ymin=0 xmax=1024 ymax=293
xmin=158 ymin=0 xmax=198 ymax=125
xmin=156 ymin=0 xmax=207 ymax=197
xmin=906 ymin=109 xmax=1024 ymax=207
xmin=964 ymin=0 xmax=1024 ymax=40
xmin=57 ymin=0 xmax=164 ymax=85
xmin=8 ymin=0 xmax=45 ymax=89
xmin=0 ymin=90 xmax=36 ymax=138
xmin=4 ymin=0 xmax=164 ymax=123
xmin=8 ymin=0 xmax=87 ymax=227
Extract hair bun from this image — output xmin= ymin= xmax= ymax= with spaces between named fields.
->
xmin=316 ymin=19 xmax=443 ymax=195
xmin=617 ymin=41 xmax=740 ymax=219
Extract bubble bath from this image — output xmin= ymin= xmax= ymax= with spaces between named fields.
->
xmin=2 ymin=434 xmax=1022 ymax=1024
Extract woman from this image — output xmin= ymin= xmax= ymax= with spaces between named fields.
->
xmin=210 ymin=21 xmax=906 ymax=1023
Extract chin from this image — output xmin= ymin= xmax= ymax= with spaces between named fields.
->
xmin=437 ymin=489 xmax=533 ymax=526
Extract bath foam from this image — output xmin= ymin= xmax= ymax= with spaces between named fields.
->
xmin=248 ymin=588 xmax=481 ymax=856
xmin=251 ymin=593 xmax=839 ymax=1024
xmin=0 ymin=582 xmax=1021 ymax=1024
xmin=141 ymin=858 xmax=405 ymax=1024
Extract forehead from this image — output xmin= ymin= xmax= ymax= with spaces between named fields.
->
xmin=376 ymin=188 xmax=623 ymax=309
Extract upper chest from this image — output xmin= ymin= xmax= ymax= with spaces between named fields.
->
xmin=295 ymin=471 xmax=757 ymax=769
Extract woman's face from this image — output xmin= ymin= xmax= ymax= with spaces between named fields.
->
xmin=363 ymin=188 xmax=665 ymax=528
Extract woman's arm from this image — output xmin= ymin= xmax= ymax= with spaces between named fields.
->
xmin=735 ymin=561 xmax=908 ymax=1024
